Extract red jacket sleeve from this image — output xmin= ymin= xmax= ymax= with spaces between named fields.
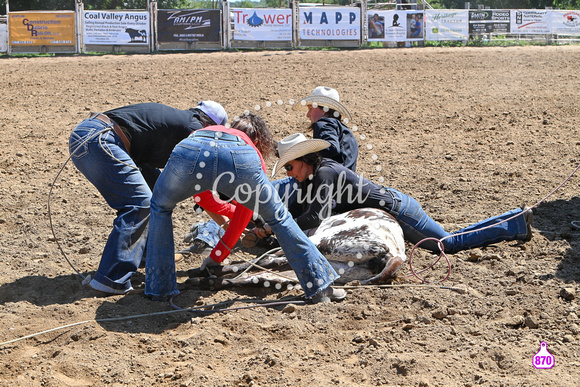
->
xmin=209 ymin=204 xmax=253 ymax=263
xmin=193 ymin=190 xmax=236 ymax=219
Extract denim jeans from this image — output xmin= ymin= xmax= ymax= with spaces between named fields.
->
xmin=386 ymin=188 xmax=528 ymax=254
xmin=191 ymin=176 xmax=299 ymax=248
xmin=69 ymin=117 xmax=151 ymax=294
xmin=145 ymin=132 xmax=338 ymax=299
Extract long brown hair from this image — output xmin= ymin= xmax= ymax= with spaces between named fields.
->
xmin=231 ymin=113 xmax=276 ymax=159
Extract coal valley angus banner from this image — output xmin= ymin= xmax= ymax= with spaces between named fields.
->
xmin=157 ymin=10 xmax=221 ymax=43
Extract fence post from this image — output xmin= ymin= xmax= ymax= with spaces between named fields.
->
xmin=360 ymin=0 xmax=368 ymax=46
xmin=149 ymin=1 xmax=157 ymax=52
xmin=291 ymin=0 xmax=299 ymax=48
xmin=75 ymin=0 xmax=83 ymax=54
xmin=222 ymin=1 xmax=230 ymax=50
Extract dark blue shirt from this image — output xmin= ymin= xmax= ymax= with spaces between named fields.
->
xmin=311 ymin=117 xmax=359 ymax=172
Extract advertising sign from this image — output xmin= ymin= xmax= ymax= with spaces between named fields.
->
xmin=158 ymin=10 xmax=220 ymax=43
xmin=406 ymin=12 xmax=424 ymax=40
xmin=9 ymin=12 xmax=74 ymax=46
xmin=232 ymin=8 xmax=292 ymax=41
xmin=510 ymin=10 xmax=550 ymax=34
xmin=83 ymin=11 xmax=149 ymax=45
xmin=368 ymin=10 xmax=406 ymax=42
xmin=299 ymin=7 xmax=360 ymax=40
xmin=551 ymin=10 xmax=580 ymax=35
xmin=426 ymin=10 xmax=469 ymax=41
xmin=469 ymin=10 xmax=511 ymax=34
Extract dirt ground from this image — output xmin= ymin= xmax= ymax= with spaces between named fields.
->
xmin=1 ymin=45 xmax=580 ymax=386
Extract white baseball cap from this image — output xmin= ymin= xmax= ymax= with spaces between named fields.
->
xmin=197 ymin=101 xmax=228 ymax=125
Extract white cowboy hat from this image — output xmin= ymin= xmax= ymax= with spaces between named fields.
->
xmin=292 ymin=86 xmax=352 ymax=122
xmin=272 ymin=133 xmax=330 ymax=177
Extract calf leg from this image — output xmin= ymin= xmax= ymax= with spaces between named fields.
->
xmin=360 ymin=255 xmax=404 ymax=285
xmin=187 ymin=254 xmax=290 ymax=278
xmin=185 ymin=270 xmax=297 ymax=291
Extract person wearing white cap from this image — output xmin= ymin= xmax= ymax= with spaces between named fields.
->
xmin=188 ymin=87 xmax=360 ymax=252
xmin=68 ymin=101 xmax=227 ymax=295
xmin=255 ymin=133 xmax=534 ymax=258
xmin=292 ymin=86 xmax=358 ymax=171
xmin=144 ymin=114 xmax=346 ymax=303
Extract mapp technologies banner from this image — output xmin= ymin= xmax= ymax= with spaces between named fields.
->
xmin=300 ymin=7 xmax=360 ymax=40
xmin=157 ymin=10 xmax=220 ymax=43
xmin=426 ymin=10 xmax=469 ymax=41
xmin=232 ymin=8 xmax=292 ymax=41
xmin=9 ymin=12 xmax=74 ymax=45
xmin=83 ymin=11 xmax=149 ymax=45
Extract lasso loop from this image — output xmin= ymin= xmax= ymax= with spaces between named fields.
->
xmin=408 ymin=237 xmax=451 ymax=283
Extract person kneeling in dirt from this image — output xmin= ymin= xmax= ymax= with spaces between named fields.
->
xmin=183 ymin=86 xmax=359 ymax=255
xmin=144 ymin=114 xmax=346 ymax=303
xmin=68 ymin=101 xmax=227 ymax=295
xmin=250 ymin=133 xmax=534 ymax=256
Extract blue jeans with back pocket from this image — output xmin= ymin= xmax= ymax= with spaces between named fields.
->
xmin=69 ymin=117 xmax=151 ymax=294
xmin=145 ymin=133 xmax=339 ymax=299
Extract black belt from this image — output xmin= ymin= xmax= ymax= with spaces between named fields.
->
xmin=193 ymin=130 xmax=243 ymax=143
xmin=89 ymin=112 xmax=131 ymax=154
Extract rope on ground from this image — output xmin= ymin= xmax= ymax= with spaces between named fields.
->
xmin=0 ymin=297 xmax=306 ymax=348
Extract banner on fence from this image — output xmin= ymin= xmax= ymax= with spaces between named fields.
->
xmin=510 ymin=10 xmax=550 ymax=34
xmin=405 ymin=12 xmax=424 ymax=40
xmin=157 ymin=9 xmax=220 ymax=43
xmin=232 ymin=8 xmax=292 ymax=41
xmin=83 ymin=11 xmax=149 ymax=45
xmin=1 ymin=22 xmax=8 ymax=52
xmin=469 ymin=9 xmax=510 ymax=34
xmin=367 ymin=10 xmax=428 ymax=42
xmin=425 ymin=10 xmax=469 ymax=41
xmin=551 ymin=10 xmax=580 ymax=35
xmin=299 ymin=7 xmax=360 ymax=40
xmin=9 ymin=12 xmax=74 ymax=45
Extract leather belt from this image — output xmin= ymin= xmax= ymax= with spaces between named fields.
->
xmin=193 ymin=130 xmax=243 ymax=143
xmin=89 ymin=112 xmax=131 ymax=154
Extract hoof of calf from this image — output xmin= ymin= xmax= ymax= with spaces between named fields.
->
xmin=361 ymin=255 xmax=404 ymax=285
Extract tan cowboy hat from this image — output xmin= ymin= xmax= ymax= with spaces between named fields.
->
xmin=292 ymin=86 xmax=352 ymax=122
xmin=272 ymin=133 xmax=330 ymax=177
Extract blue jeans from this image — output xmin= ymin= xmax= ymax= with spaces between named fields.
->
xmin=69 ymin=117 xmax=152 ymax=294
xmin=386 ymin=188 xmax=528 ymax=254
xmin=192 ymin=176 xmax=299 ymax=248
xmin=145 ymin=132 xmax=338 ymax=299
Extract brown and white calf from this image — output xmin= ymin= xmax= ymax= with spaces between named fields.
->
xmin=186 ymin=208 xmax=407 ymax=291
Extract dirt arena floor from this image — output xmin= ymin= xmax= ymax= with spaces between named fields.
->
xmin=1 ymin=45 xmax=580 ymax=386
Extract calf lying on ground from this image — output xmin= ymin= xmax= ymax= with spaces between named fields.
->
xmin=186 ymin=208 xmax=407 ymax=292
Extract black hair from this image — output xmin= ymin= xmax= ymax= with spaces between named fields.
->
xmin=193 ymin=109 xmax=218 ymax=127
xmin=296 ymin=152 xmax=322 ymax=169
xmin=307 ymin=107 xmax=342 ymax=131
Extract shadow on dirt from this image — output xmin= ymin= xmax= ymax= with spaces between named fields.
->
xmin=534 ymin=196 xmax=580 ymax=284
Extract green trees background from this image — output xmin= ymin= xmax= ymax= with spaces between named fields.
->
xmin=1 ymin=0 xmax=578 ymax=13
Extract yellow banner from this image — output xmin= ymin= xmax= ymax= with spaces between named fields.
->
xmin=9 ymin=12 xmax=75 ymax=46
